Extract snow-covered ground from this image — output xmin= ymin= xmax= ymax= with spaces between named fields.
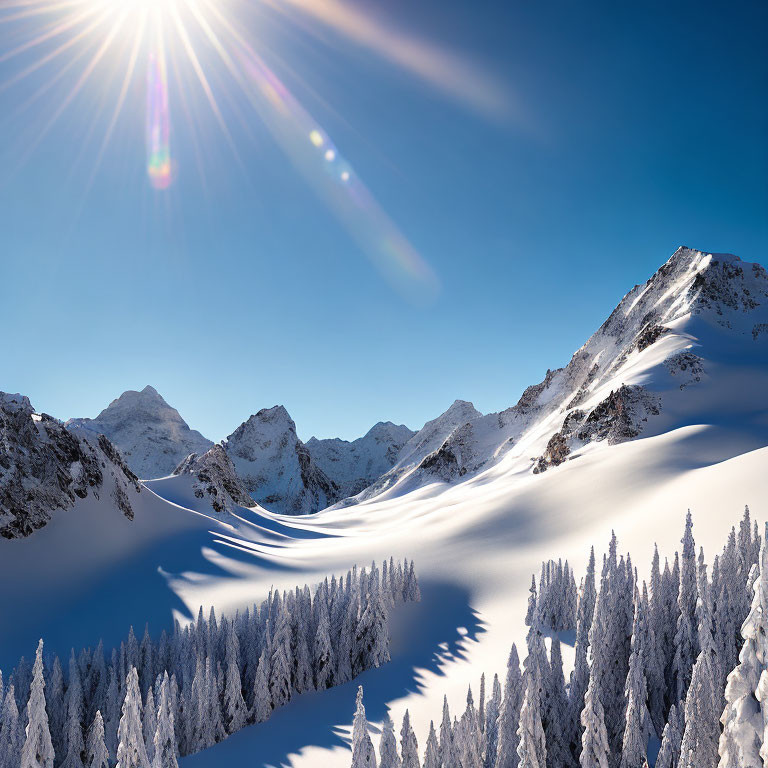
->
xmin=1 ymin=247 xmax=767 ymax=767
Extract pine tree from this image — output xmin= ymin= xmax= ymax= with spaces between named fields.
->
xmin=351 ymin=687 xmax=377 ymax=768
xmin=85 ymin=712 xmax=110 ymax=768
xmin=251 ymin=649 xmax=271 ymax=724
xmin=104 ymin=666 xmax=120 ymax=758
xmin=223 ymin=622 xmax=247 ymax=734
xmin=313 ymin=602 xmax=334 ymax=690
xmin=115 ymin=668 xmax=149 ymax=768
xmin=47 ymin=656 xmax=66 ymax=761
xmin=717 ymin=522 xmax=768 ymax=768
xmin=619 ymin=591 xmax=651 ymax=768
xmin=485 ymin=673 xmax=502 ymax=768
xmin=497 ymin=644 xmax=523 ymax=768
xmin=0 ymin=684 xmax=24 ymax=768
xmin=673 ymin=512 xmax=699 ymax=706
xmin=517 ymin=665 xmax=547 ymax=768
xmin=379 ymin=714 xmax=400 ymax=768
xmin=423 ymin=721 xmax=439 ymax=768
xmin=440 ymin=696 xmax=453 ymax=768
xmin=269 ymin=608 xmax=293 ymax=709
xmin=678 ymin=652 xmax=719 ymax=768
xmin=579 ymin=674 xmax=609 ymax=768
xmin=654 ymin=705 xmax=682 ymax=768
xmin=400 ymin=710 xmax=419 ymax=768
xmin=143 ymin=688 xmax=156 ymax=764
xmin=21 ymin=639 xmax=55 ymax=768
xmin=153 ymin=673 xmax=178 ymax=768
xmin=546 ymin=638 xmax=572 ymax=768
xmin=61 ymin=650 xmax=86 ymax=768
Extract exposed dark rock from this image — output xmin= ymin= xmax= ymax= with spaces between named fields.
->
xmin=635 ymin=324 xmax=671 ymax=352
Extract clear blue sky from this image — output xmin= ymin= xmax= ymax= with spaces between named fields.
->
xmin=1 ymin=0 xmax=766 ymax=442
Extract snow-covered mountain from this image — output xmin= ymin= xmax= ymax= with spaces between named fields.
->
xmin=347 ymin=247 xmax=768 ymax=501
xmin=223 ymin=405 xmax=338 ymax=515
xmin=67 ymin=385 xmax=212 ymax=480
xmin=305 ymin=421 xmax=415 ymax=498
xmin=340 ymin=399 xmax=482 ymax=504
xmin=0 ymin=392 xmax=141 ymax=538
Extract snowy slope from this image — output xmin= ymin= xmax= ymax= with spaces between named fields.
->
xmin=67 ymin=385 xmax=213 ymax=480
xmin=224 ymin=405 xmax=339 ymax=515
xmin=1 ymin=246 xmax=767 ymax=768
xmin=306 ymin=421 xmax=415 ymax=498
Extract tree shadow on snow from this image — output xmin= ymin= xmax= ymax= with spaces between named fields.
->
xmin=182 ymin=580 xmax=486 ymax=768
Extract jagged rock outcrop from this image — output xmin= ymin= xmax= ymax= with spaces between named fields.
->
xmin=173 ymin=445 xmax=255 ymax=515
xmin=224 ymin=406 xmax=338 ymax=515
xmin=0 ymin=392 xmax=140 ymax=538
xmin=306 ymin=422 xmax=415 ymax=498
xmin=67 ymin=385 xmax=212 ymax=480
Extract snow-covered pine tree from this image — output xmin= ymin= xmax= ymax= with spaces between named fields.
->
xmin=717 ymin=522 xmax=768 ymax=768
xmin=579 ymin=674 xmax=609 ymax=768
xmin=673 ymin=512 xmax=699 ymax=707
xmin=153 ymin=673 xmax=178 ymax=768
xmin=251 ymin=649 xmax=271 ymax=724
xmin=485 ymin=673 xmax=502 ymax=768
xmin=654 ymin=705 xmax=682 ymax=768
xmin=517 ymin=662 xmax=547 ymax=768
xmin=497 ymin=644 xmax=523 ymax=768
xmin=104 ymin=665 xmax=120 ymax=758
xmin=313 ymin=601 xmax=334 ymax=691
xmin=353 ymin=582 xmax=390 ymax=677
xmin=269 ymin=606 xmax=293 ymax=709
xmin=115 ymin=668 xmax=149 ymax=768
xmin=459 ymin=686 xmax=482 ymax=767
xmin=61 ymin=650 xmax=86 ymax=768
xmin=570 ymin=547 xmax=597 ymax=762
xmin=400 ymin=710 xmax=419 ymax=768
xmin=351 ymin=687 xmax=377 ymax=768
xmin=619 ymin=590 xmax=651 ymax=768
xmin=21 ymin=640 xmax=54 ymax=768
xmin=546 ymin=638 xmax=572 ymax=768
xmin=143 ymin=688 xmax=156 ymax=764
xmin=0 ymin=684 xmax=24 ymax=768
xmin=222 ymin=621 xmax=247 ymax=734
xmin=85 ymin=712 xmax=109 ymax=768
xmin=379 ymin=713 xmax=400 ymax=768
xmin=440 ymin=696 xmax=453 ymax=768
xmin=424 ymin=721 xmax=439 ymax=768
xmin=526 ymin=576 xmax=537 ymax=627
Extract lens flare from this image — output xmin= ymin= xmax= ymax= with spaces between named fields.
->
xmin=146 ymin=29 xmax=172 ymax=190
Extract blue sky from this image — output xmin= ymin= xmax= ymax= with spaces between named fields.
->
xmin=1 ymin=0 xmax=766 ymax=442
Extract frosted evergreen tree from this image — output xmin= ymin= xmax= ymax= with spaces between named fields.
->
xmin=203 ymin=657 xmax=226 ymax=747
xmin=480 ymin=672 xmax=487 ymax=735
xmin=638 ymin=581 xmax=664 ymax=739
xmin=85 ymin=712 xmax=109 ymax=768
xmin=87 ymin=643 xmax=107 ymax=727
xmin=104 ymin=666 xmax=120 ymax=758
xmin=351 ymin=687 xmax=377 ymax=768
xmin=0 ymin=684 xmax=24 ymax=768
xmin=440 ymin=696 xmax=453 ymax=767
xmin=314 ymin=602 xmax=334 ymax=690
xmin=424 ymin=721 xmax=440 ymax=768
xmin=294 ymin=633 xmax=314 ymax=695
xmin=546 ymin=638 xmax=572 ymax=768
xmin=153 ymin=673 xmax=178 ymax=768
xmin=620 ymin=591 xmax=650 ymax=768
xmin=400 ymin=710 xmax=419 ymax=768
xmin=526 ymin=577 xmax=538 ymax=627
xmin=223 ymin=622 xmax=247 ymax=734
xmin=717 ymin=522 xmax=768 ymax=768
xmin=678 ymin=651 xmax=719 ymax=768
xmin=115 ymin=668 xmax=149 ymax=768
xmin=379 ymin=714 xmax=400 ymax=768
xmin=460 ymin=686 xmax=483 ymax=768
xmin=47 ymin=656 xmax=66 ymax=760
xmin=251 ymin=649 xmax=271 ymax=724
xmin=485 ymin=673 xmax=502 ymax=768
xmin=143 ymin=688 xmax=156 ymax=764
xmin=269 ymin=607 xmax=293 ymax=709
xmin=579 ymin=674 xmax=609 ymax=768
xmin=654 ymin=705 xmax=682 ymax=768
xmin=61 ymin=650 xmax=85 ymax=768
xmin=570 ymin=547 xmax=597 ymax=760
xmin=497 ymin=644 xmax=523 ymax=768
xmin=21 ymin=639 xmax=54 ymax=768
xmin=673 ymin=512 xmax=699 ymax=706
xmin=517 ymin=666 xmax=547 ymax=768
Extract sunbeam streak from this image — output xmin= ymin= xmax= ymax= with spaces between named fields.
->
xmin=0 ymin=0 xmax=496 ymax=299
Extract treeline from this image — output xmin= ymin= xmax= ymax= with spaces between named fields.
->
xmin=352 ymin=508 xmax=761 ymax=768
xmin=0 ymin=557 xmax=420 ymax=767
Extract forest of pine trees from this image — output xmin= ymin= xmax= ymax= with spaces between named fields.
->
xmin=352 ymin=508 xmax=766 ymax=768
xmin=0 ymin=557 xmax=420 ymax=767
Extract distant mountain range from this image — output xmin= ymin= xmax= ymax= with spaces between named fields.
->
xmin=2 ymin=246 xmax=767 ymax=528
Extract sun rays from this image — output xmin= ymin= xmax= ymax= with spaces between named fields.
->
xmin=0 ymin=0 xmax=505 ymax=298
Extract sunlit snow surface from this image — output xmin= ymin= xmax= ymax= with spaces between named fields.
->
xmin=2 ymin=252 xmax=768 ymax=767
